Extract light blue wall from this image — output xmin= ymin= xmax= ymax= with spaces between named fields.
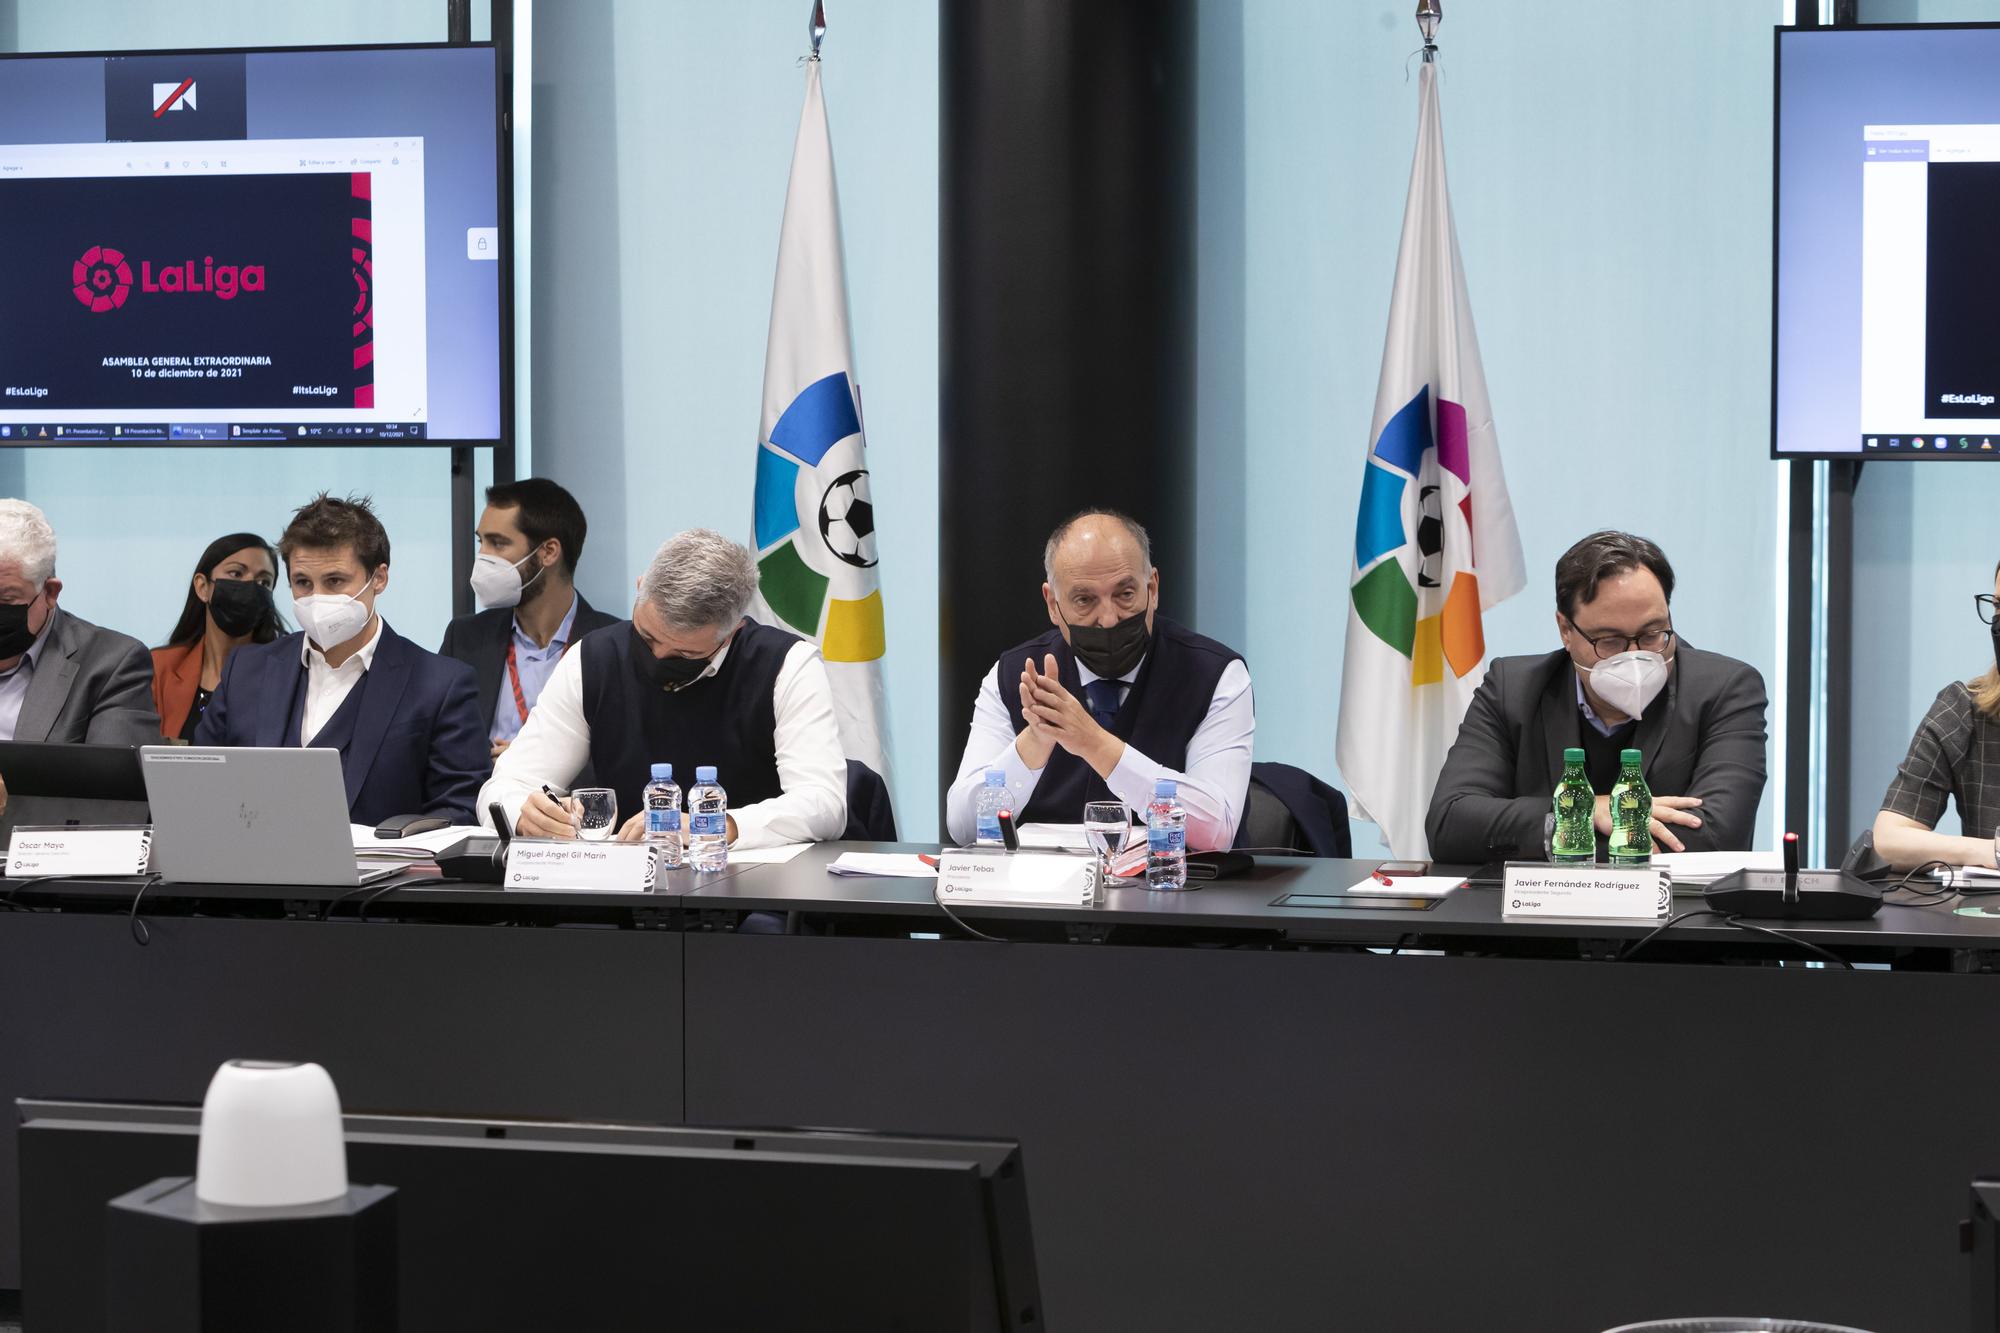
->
xmin=530 ymin=1 xmax=939 ymax=836
xmin=1209 ymin=1 xmax=1786 ymax=854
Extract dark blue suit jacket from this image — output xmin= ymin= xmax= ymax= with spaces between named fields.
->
xmin=193 ymin=621 xmax=486 ymax=826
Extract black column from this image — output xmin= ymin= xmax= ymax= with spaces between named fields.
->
xmin=938 ymin=0 xmax=1196 ymax=805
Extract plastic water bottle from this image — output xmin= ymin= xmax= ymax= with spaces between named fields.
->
xmin=974 ymin=769 xmax=1008 ymax=846
xmin=1550 ymin=747 xmax=1595 ymax=864
xmin=1608 ymin=748 xmax=1653 ymax=866
xmin=1145 ymin=778 xmax=1187 ymax=890
xmin=688 ymin=765 xmax=729 ymax=872
xmin=643 ymin=763 xmax=684 ymax=870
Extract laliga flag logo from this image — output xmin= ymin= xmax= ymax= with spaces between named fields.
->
xmin=72 ymin=245 xmax=133 ymax=313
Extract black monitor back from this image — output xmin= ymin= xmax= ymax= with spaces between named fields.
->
xmin=19 ymin=1100 xmax=1043 ymax=1333
xmin=0 ymin=742 xmax=148 ymax=848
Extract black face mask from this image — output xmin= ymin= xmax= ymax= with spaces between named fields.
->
xmin=0 ymin=597 xmax=39 ymax=660
xmin=1064 ymin=606 xmax=1151 ymax=679
xmin=208 ymin=578 xmax=273 ymax=638
xmin=630 ymin=626 xmax=716 ymax=691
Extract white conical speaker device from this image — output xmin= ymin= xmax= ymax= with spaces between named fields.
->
xmin=193 ymin=1060 xmax=348 ymax=1207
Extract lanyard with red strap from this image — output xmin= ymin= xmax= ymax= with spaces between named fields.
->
xmin=504 ymin=635 xmax=573 ymax=724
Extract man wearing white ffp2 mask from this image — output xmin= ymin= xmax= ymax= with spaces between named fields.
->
xmin=1425 ymin=530 xmax=1769 ymax=864
xmin=194 ymin=493 xmax=487 ymax=826
xmin=438 ymin=479 xmax=618 ymax=767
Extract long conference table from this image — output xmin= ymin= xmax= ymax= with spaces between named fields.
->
xmin=4 ymin=842 xmax=2000 ymax=1332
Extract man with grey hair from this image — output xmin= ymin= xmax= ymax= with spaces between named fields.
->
xmin=0 ymin=498 xmax=157 ymax=749
xmin=946 ymin=508 xmax=1254 ymax=850
xmin=479 ymin=528 xmax=847 ymax=846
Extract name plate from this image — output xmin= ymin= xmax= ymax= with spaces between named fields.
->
xmin=1502 ymin=863 xmax=1668 ymax=920
xmin=6 ymin=825 xmax=153 ymax=878
xmin=503 ymin=839 xmax=659 ymax=894
xmin=937 ymin=850 xmax=1099 ymax=908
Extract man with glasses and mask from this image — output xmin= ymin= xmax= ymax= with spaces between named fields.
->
xmin=438 ymin=479 xmax=618 ymax=766
xmin=478 ymin=528 xmax=847 ymax=847
xmin=945 ymin=509 xmax=1254 ymax=850
xmin=1425 ymin=529 xmax=1767 ymax=863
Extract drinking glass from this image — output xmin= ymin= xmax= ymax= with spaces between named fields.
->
xmin=1083 ymin=800 xmax=1128 ymax=887
xmin=573 ymin=787 xmax=618 ymax=841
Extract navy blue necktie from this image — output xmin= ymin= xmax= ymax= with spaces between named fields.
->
xmin=1083 ymin=679 xmax=1122 ymax=731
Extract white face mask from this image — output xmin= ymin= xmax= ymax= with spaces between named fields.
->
xmin=293 ymin=590 xmax=371 ymax=650
xmin=1582 ymin=649 xmax=1670 ymax=720
xmin=469 ymin=551 xmax=542 ymax=610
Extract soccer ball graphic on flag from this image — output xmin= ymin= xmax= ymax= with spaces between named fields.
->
xmin=819 ymin=470 xmax=877 ymax=569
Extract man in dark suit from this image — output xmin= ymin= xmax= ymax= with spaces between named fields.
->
xmin=945 ymin=509 xmax=1255 ymax=851
xmin=438 ymin=478 xmax=616 ymax=767
xmin=0 ymin=500 xmax=159 ymax=749
xmin=1425 ymin=530 xmax=1767 ymax=864
xmin=196 ymin=493 xmax=485 ymax=826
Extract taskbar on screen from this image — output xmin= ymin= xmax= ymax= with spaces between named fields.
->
xmin=0 ymin=422 xmax=427 ymax=443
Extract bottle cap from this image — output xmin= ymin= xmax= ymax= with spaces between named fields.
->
xmin=651 ymin=763 xmax=672 ymax=781
xmin=984 ymin=768 xmax=1006 ymax=785
xmin=1154 ymin=778 xmax=1177 ymax=798
xmin=1620 ymin=749 xmax=1642 ymax=764
xmin=696 ymin=765 xmax=718 ymax=783
xmin=1562 ymin=747 xmax=1585 ymax=763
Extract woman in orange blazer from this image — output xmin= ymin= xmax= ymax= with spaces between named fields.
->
xmin=151 ymin=533 xmax=284 ymax=740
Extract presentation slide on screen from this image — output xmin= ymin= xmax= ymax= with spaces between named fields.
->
xmin=1859 ymin=125 xmax=2000 ymax=448
xmin=1776 ymin=27 xmax=2000 ymax=457
xmin=0 ymin=140 xmax=426 ymax=436
xmin=0 ymin=46 xmax=501 ymax=445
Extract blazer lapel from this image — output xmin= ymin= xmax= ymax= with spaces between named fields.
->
xmin=343 ymin=624 xmax=412 ymax=807
xmin=1533 ymin=658 xmax=1574 ymax=788
xmin=256 ymin=637 xmax=307 ymax=747
xmin=473 ymin=612 xmax=510 ymax=733
xmin=1634 ymin=664 xmax=1680 ymax=783
xmin=12 ymin=615 xmax=76 ymax=744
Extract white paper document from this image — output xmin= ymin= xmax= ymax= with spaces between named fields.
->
xmin=1342 ymin=873 xmax=1465 ymax=899
xmin=726 ymin=842 xmax=812 ymax=866
xmin=351 ymin=823 xmax=484 ymax=858
xmin=1014 ymin=823 xmax=1095 ymax=853
xmin=828 ymin=853 xmax=938 ymax=879
xmin=1652 ymin=850 xmax=1784 ymax=886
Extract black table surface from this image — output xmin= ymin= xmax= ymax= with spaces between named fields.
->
xmin=9 ymin=840 xmax=2000 ymax=956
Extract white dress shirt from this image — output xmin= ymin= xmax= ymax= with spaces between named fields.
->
xmin=300 ymin=617 xmax=382 ymax=745
xmin=945 ymin=654 xmax=1255 ymax=851
xmin=476 ymin=631 xmax=848 ymax=849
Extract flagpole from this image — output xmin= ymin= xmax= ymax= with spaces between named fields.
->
xmin=1416 ymin=0 xmax=1440 ymax=61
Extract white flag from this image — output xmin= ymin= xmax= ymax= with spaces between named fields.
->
xmin=1335 ymin=63 xmax=1526 ymax=860
xmin=749 ymin=58 xmax=891 ymax=782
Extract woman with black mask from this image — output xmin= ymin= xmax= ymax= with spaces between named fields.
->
xmin=1872 ymin=559 xmax=2000 ymax=870
xmin=151 ymin=532 xmax=284 ymax=741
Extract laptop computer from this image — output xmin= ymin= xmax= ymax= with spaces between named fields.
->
xmin=139 ymin=745 xmax=390 ymax=887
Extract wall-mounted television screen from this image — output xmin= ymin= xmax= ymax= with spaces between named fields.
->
xmin=1775 ymin=23 xmax=2000 ymax=459
xmin=0 ymin=43 xmax=508 ymax=448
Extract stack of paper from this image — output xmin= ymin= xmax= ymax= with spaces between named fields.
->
xmin=1652 ymin=850 xmax=1784 ymax=887
xmin=827 ymin=853 xmax=937 ymax=878
xmin=351 ymin=824 xmax=484 ymax=861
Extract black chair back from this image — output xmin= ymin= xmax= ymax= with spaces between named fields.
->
xmin=1234 ymin=762 xmax=1351 ymax=858
xmin=842 ymin=760 xmax=898 ymax=841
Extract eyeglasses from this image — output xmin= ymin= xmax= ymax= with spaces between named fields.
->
xmin=1977 ymin=594 xmax=1999 ymax=626
xmin=1571 ymin=625 xmax=1676 ymax=661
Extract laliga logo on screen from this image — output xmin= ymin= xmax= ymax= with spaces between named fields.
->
xmin=71 ymin=244 xmax=266 ymax=313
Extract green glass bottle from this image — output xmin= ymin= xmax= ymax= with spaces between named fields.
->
xmin=1550 ymin=747 xmax=1595 ymax=864
xmin=1608 ymin=749 xmax=1653 ymax=865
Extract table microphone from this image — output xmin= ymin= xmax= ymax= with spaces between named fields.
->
xmin=1704 ymin=829 xmax=1881 ymax=920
